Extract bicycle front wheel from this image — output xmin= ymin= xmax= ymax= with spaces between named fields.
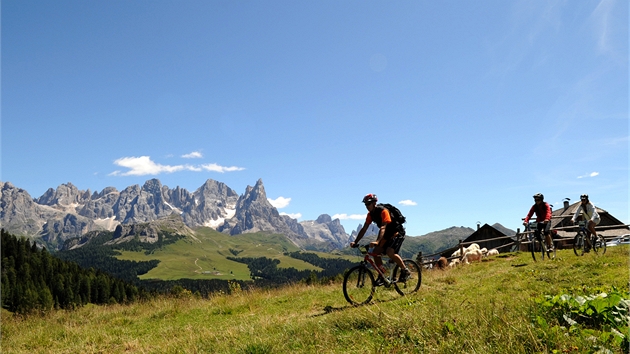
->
xmin=393 ymin=259 xmax=421 ymax=296
xmin=343 ymin=265 xmax=375 ymax=305
xmin=573 ymin=233 xmax=585 ymax=256
xmin=540 ymin=239 xmax=548 ymax=260
xmin=529 ymin=238 xmax=538 ymax=261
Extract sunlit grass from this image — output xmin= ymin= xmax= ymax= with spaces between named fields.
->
xmin=2 ymin=246 xmax=628 ymax=353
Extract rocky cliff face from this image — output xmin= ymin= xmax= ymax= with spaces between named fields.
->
xmin=299 ymin=214 xmax=351 ymax=251
xmin=0 ymin=179 xmax=350 ymax=251
xmin=350 ymin=222 xmax=380 ymax=241
xmin=1 ymin=181 xmax=101 ymax=247
xmin=218 ymin=179 xmax=303 ymax=239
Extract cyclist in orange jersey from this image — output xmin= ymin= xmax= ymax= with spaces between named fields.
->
xmin=351 ymin=194 xmax=409 ymax=282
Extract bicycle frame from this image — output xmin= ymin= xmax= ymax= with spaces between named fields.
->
xmin=359 ymin=246 xmax=394 ymax=286
xmin=576 ymin=221 xmax=595 ymax=246
xmin=343 ymin=244 xmax=421 ymax=305
xmin=577 ymin=221 xmax=591 ymax=236
xmin=524 ymin=221 xmax=554 ymax=260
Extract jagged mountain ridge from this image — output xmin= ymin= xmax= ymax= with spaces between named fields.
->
xmin=0 ymin=179 xmax=350 ymax=250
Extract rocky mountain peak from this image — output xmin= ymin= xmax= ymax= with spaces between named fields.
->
xmin=1 ymin=178 xmax=353 ymax=252
xmin=141 ymin=178 xmax=163 ymax=194
xmin=36 ymin=182 xmax=91 ymax=206
xmin=315 ymin=214 xmax=332 ymax=224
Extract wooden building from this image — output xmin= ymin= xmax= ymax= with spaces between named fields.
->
xmin=440 ymin=223 xmax=515 ymax=258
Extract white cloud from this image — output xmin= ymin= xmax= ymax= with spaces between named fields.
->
xmin=200 ymin=163 xmax=245 ymax=173
xmin=109 ymin=156 xmax=244 ymax=176
xmin=280 ymin=212 xmax=302 ymax=219
xmin=577 ymin=171 xmax=600 ymax=179
xmin=268 ymin=197 xmax=291 ymax=208
xmin=109 ymin=156 xmax=189 ymax=176
xmin=182 ymin=151 xmax=203 ymax=159
xmin=332 ymin=213 xmax=365 ymax=220
xmin=399 ymin=200 xmax=417 ymax=206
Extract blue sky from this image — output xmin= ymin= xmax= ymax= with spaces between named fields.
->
xmin=2 ymin=0 xmax=628 ymax=237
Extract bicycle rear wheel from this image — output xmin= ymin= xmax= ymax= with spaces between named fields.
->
xmin=573 ymin=233 xmax=585 ymax=256
xmin=393 ymin=259 xmax=421 ymax=296
xmin=548 ymin=239 xmax=556 ymax=259
xmin=540 ymin=239 xmax=548 ymax=260
xmin=343 ymin=265 xmax=375 ymax=305
xmin=592 ymin=234 xmax=607 ymax=255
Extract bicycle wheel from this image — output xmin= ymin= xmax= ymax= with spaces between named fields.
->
xmin=529 ymin=237 xmax=538 ymax=261
xmin=540 ymin=239 xmax=548 ymax=260
xmin=529 ymin=237 xmax=545 ymax=262
xmin=593 ymin=234 xmax=607 ymax=255
xmin=393 ymin=259 xmax=421 ymax=296
xmin=573 ymin=233 xmax=585 ymax=256
xmin=343 ymin=265 xmax=375 ymax=305
xmin=548 ymin=239 xmax=557 ymax=259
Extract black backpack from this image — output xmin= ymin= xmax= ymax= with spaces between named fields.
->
xmin=378 ymin=203 xmax=406 ymax=226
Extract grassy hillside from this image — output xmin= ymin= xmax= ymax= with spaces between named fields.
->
xmin=114 ymin=227 xmax=354 ymax=281
xmin=3 ymin=246 xmax=628 ymax=353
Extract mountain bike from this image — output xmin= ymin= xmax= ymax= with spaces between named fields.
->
xmin=524 ymin=221 xmax=555 ymax=261
xmin=343 ymin=245 xmax=421 ymax=305
xmin=573 ymin=221 xmax=606 ymax=256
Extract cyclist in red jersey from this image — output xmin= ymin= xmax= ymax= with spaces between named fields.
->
xmin=350 ymin=194 xmax=409 ymax=282
xmin=523 ymin=193 xmax=554 ymax=251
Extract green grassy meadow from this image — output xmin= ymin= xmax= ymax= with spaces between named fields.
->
xmin=115 ymin=228 xmax=351 ymax=280
xmin=3 ymin=246 xmax=629 ymax=353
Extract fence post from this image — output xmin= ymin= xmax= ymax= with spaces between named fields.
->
xmin=515 ymin=227 xmax=521 ymax=252
xmin=416 ymin=251 xmax=422 ymax=265
xmin=458 ymin=240 xmax=464 ymax=260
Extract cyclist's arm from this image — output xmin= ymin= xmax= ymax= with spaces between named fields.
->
xmin=543 ymin=203 xmax=552 ymax=223
xmin=374 ymin=209 xmax=391 ymax=245
xmin=351 ymin=215 xmax=371 ymax=247
xmin=351 ymin=226 xmax=368 ymax=247
xmin=374 ymin=224 xmax=387 ymax=244
xmin=587 ymin=204 xmax=599 ymax=221
xmin=524 ymin=205 xmax=535 ymax=224
xmin=571 ymin=207 xmax=580 ymax=223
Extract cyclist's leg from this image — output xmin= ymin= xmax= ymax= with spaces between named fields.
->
xmin=385 ymin=247 xmax=405 ymax=270
xmin=588 ymin=219 xmax=600 ymax=248
xmin=372 ymin=246 xmax=384 ymax=269
xmin=586 ymin=220 xmax=598 ymax=248
xmin=535 ymin=224 xmax=543 ymax=242
xmin=385 ymin=234 xmax=409 ymax=278
xmin=534 ymin=224 xmax=544 ymax=252
xmin=543 ymin=222 xmax=553 ymax=250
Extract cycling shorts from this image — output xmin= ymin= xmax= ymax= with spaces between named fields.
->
xmin=536 ymin=222 xmax=551 ymax=233
xmin=382 ymin=233 xmax=405 ymax=254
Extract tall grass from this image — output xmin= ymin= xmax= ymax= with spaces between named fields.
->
xmin=2 ymin=246 xmax=629 ymax=353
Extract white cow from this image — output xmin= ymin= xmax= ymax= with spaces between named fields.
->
xmin=448 ymin=258 xmax=460 ymax=268
xmin=462 ymin=248 xmax=484 ymax=264
xmin=486 ymin=249 xmax=499 ymax=256
xmin=451 ymin=243 xmax=480 ymax=258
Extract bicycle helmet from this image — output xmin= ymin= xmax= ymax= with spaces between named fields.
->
xmin=580 ymin=194 xmax=589 ymax=201
xmin=533 ymin=193 xmax=544 ymax=200
xmin=362 ymin=193 xmax=378 ymax=204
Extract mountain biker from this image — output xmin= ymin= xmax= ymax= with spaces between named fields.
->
xmin=350 ymin=194 xmax=410 ymax=282
xmin=571 ymin=194 xmax=600 ymax=252
xmin=523 ymin=193 xmax=553 ymax=251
